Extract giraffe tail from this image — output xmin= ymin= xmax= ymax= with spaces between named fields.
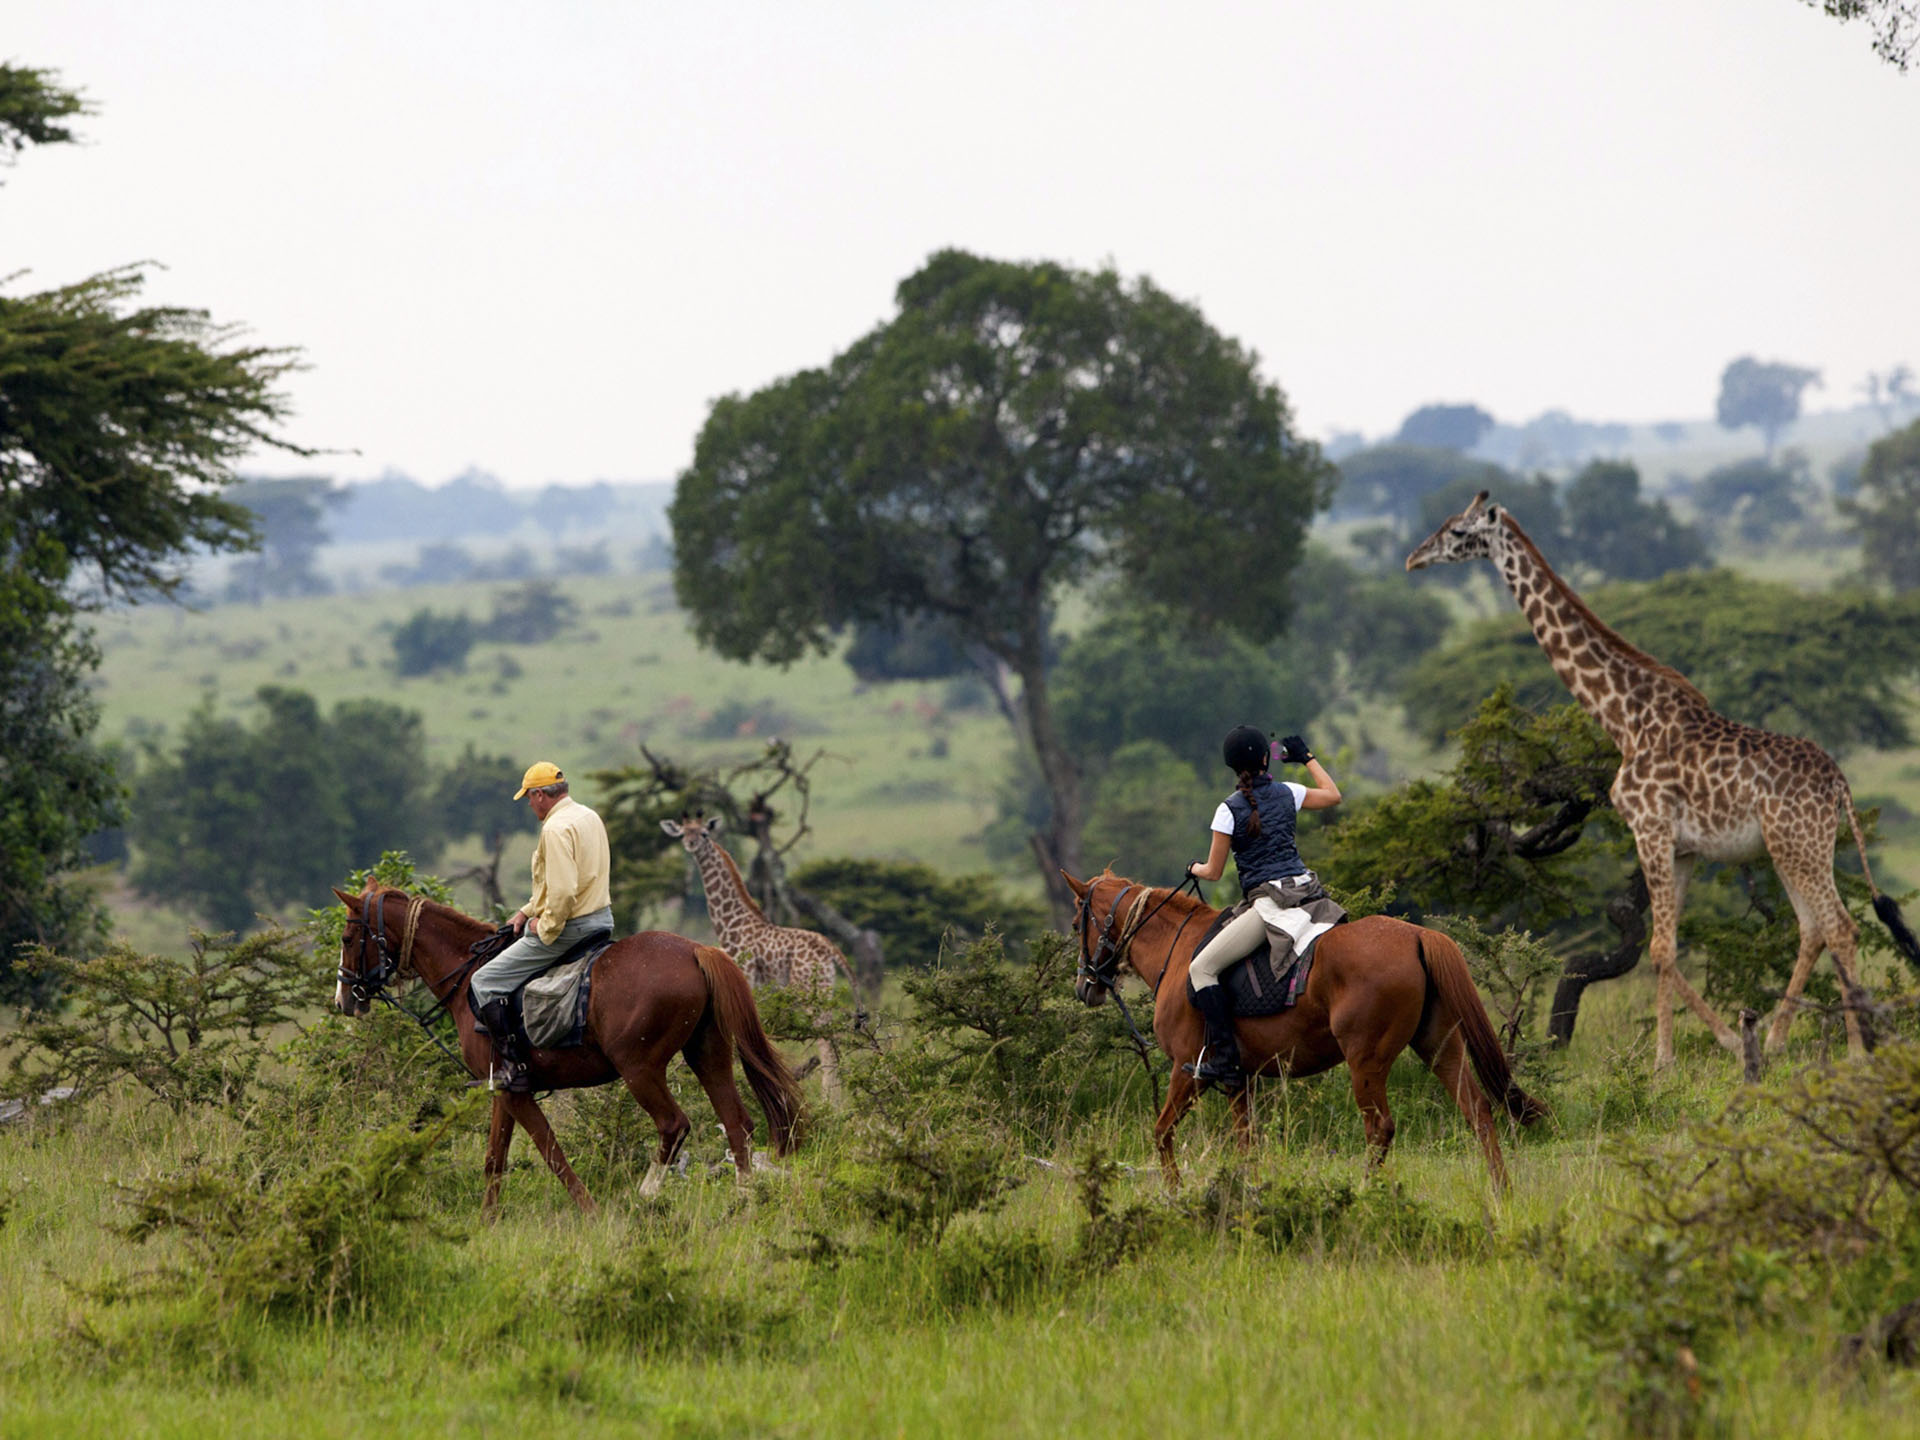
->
xmin=692 ymin=944 xmax=807 ymax=1156
xmin=1839 ymin=779 xmax=1920 ymax=972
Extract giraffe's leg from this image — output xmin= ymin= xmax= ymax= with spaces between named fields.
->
xmin=816 ymin=1036 xmax=843 ymax=1106
xmin=1639 ymin=834 xmax=1680 ymax=1068
xmin=1766 ymin=862 xmax=1866 ymax=1056
xmin=1639 ymin=838 xmax=1737 ymax=1065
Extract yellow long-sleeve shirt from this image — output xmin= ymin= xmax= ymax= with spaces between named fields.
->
xmin=523 ymin=795 xmax=612 ymax=943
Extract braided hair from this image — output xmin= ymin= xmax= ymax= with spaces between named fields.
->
xmin=1222 ymin=725 xmax=1271 ymax=839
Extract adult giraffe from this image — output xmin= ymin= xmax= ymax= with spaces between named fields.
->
xmin=662 ymin=815 xmax=856 ymax=1101
xmin=1407 ymin=491 xmax=1920 ymax=1066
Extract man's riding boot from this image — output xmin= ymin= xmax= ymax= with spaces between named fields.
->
xmin=477 ymin=996 xmax=533 ymax=1094
xmin=1183 ymin=981 xmax=1247 ymax=1094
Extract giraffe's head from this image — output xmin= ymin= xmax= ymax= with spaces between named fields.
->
xmin=1405 ymin=490 xmax=1501 ymax=572
xmin=660 ymin=813 xmax=723 ymax=852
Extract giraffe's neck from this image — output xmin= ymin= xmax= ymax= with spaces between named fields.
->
xmin=1487 ymin=516 xmax=1707 ymax=755
xmin=690 ymin=838 xmax=769 ymax=946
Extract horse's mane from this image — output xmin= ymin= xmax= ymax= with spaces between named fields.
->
xmin=1091 ymin=869 xmax=1217 ymax=921
xmin=366 ymin=885 xmax=493 ymax=939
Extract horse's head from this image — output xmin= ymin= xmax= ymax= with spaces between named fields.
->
xmin=1063 ymin=869 xmax=1142 ymax=1007
xmin=1405 ymin=489 xmax=1500 ymax=572
xmin=660 ymin=813 xmax=723 ymax=852
xmin=331 ymin=884 xmax=424 ymax=1016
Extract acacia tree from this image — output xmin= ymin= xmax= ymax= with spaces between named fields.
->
xmin=0 ymin=65 xmax=305 ymax=997
xmin=670 ymin=250 xmax=1334 ymax=920
xmin=1715 ymin=356 xmax=1821 ymax=459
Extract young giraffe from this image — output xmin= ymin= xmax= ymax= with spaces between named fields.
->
xmin=1408 ymin=491 xmax=1920 ymax=1067
xmin=661 ymin=815 xmax=854 ymax=1101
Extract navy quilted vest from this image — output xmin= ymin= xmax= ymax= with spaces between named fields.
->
xmin=1225 ymin=776 xmax=1304 ymax=895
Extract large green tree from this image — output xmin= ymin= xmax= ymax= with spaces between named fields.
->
xmin=128 ymin=688 xmax=439 ymax=932
xmin=670 ymin=250 xmax=1334 ymax=919
xmin=1840 ymin=417 xmax=1920 ymax=592
xmin=1561 ymin=461 xmax=1711 ymax=581
xmin=0 ymin=65 xmax=302 ymax=996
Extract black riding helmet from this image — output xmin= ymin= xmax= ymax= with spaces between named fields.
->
xmin=1222 ymin=725 xmax=1270 ymax=773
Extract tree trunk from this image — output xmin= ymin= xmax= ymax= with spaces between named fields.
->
xmin=1010 ymin=646 xmax=1083 ymax=929
xmin=1547 ymin=871 xmax=1649 ymax=1046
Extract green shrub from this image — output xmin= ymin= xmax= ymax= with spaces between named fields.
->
xmin=791 ymin=858 xmax=1047 ymax=970
xmin=4 ymin=927 xmax=311 ymax=1113
xmin=901 ymin=930 xmax=1148 ymax=1136
xmin=551 ymin=1238 xmax=787 ymax=1355
xmin=119 ymin=1096 xmax=480 ymax=1322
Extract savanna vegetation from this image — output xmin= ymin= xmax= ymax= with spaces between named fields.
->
xmin=11 ymin=54 xmax=1920 ymax=1440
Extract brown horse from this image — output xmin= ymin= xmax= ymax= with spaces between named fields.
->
xmin=332 ymin=885 xmax=804 ymax=1216
xmin=1065 ymin=871 xmax=1546 ymax=1190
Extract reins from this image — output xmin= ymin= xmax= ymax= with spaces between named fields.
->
xmin=341 ymin=890 xmax=506 ymax=1076
xmin=1075 ymin=875 xmax=1210 ymax=1106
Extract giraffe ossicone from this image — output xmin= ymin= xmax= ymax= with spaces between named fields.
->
xmin=1407 ymin=494 xmax=1919 ymax=1067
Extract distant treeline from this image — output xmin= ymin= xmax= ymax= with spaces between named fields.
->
xmin=221 ymin=472 xmax=675 ymax=603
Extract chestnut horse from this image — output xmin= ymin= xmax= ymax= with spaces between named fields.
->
xmin=1065 ymin=871 xmax=1546 ymax=1190
xmin=332 ymin=885 xmax=804 ymax=1215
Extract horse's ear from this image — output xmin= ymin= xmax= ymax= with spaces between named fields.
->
xmin=332 ymin=886 xmax=358 ymax=907
xmin=659 ymin=819 xmax=684 ymax=837
xmin=1061 ymin=870 xmax=1089 ymax=899
xmin=705 ymin=816 xmax=725 ymax=838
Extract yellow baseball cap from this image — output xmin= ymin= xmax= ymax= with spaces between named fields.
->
xmin=513 ymin=761 xmax=564 ymax=799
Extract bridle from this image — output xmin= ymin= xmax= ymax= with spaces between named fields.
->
xmin=1073 ymin=875 xmax=1209 ymax=1098
xmin=1073 ymin=875 xmax=1205 ymax=1000
xmin=339 ymin=888 xmax=431 ymax=1004
xmin=338 ymin=888 xmax=504 ymax=1072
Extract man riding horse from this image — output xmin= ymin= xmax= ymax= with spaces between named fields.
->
xmin=469 ymin=760 xmax=614 ymax=1092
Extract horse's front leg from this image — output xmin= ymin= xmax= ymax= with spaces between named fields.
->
xmin=1229 ymin=1081 xmax=1256 ymax=1153
xmin=505 ymin=1093 xmax=597 ymax=1215
xmin=482 ymin=1094 xmax=516 ymax=1220
xmin=1155 ymin=1068 xmax=1201 ymax=1191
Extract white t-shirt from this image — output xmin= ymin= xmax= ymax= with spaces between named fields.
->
xmin=1211 ymin=782 xmax=1307 ymax=835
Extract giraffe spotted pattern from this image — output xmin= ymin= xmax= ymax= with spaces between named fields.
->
xmin=1407 ymin=490 xmax=1904 ymax=1066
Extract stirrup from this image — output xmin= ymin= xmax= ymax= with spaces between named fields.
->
xmin=1182 ymin=1044 xmax=1246 ymax=1096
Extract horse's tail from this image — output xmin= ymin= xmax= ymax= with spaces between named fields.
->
xmin=1839 ymin=777 xmax=1920 ymax=972
xmin=1417 ymin=927 xmax=1549 ymax=1126
xmin=693 ymin=943 xmax=806 ymax=1156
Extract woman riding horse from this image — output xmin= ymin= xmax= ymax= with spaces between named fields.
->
xmin=1181 ymin=725 xmax=1342 ymax=1092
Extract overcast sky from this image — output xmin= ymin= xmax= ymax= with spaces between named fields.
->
xmin=8 ymin=2 xmax=1915 ymax=489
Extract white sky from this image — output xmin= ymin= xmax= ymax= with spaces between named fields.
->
xmin=8 ymin=1 xmax=1916 ymax=488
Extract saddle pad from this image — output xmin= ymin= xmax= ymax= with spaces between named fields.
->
xmin=520 ymin=933 xmax=614 ymax=1049
xmin=1196 ymin=897 xmax=1347 ymax=1018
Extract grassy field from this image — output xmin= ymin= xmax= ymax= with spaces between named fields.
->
xmin=8 ymin=542 xmax=1920 ymax=1436
xmin=3 ymin=955 xmax=1918 ymax=1440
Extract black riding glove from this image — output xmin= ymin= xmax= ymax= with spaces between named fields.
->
xmin=1277 ymin=734 xmax=1314 ymax=765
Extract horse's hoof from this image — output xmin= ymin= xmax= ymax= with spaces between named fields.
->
xmin=639 ymin=1161 xmax=668 ymax=1198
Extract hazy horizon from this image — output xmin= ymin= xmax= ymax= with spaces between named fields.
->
xmin=9 ymin=2 xmax=1916 ymax=488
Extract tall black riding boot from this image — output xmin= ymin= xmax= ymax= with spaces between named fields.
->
xmin=1183 ymin=981 xmax=1247 ymax=1094
xmin=477 ymin=996 xmax=533 ymax=1095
